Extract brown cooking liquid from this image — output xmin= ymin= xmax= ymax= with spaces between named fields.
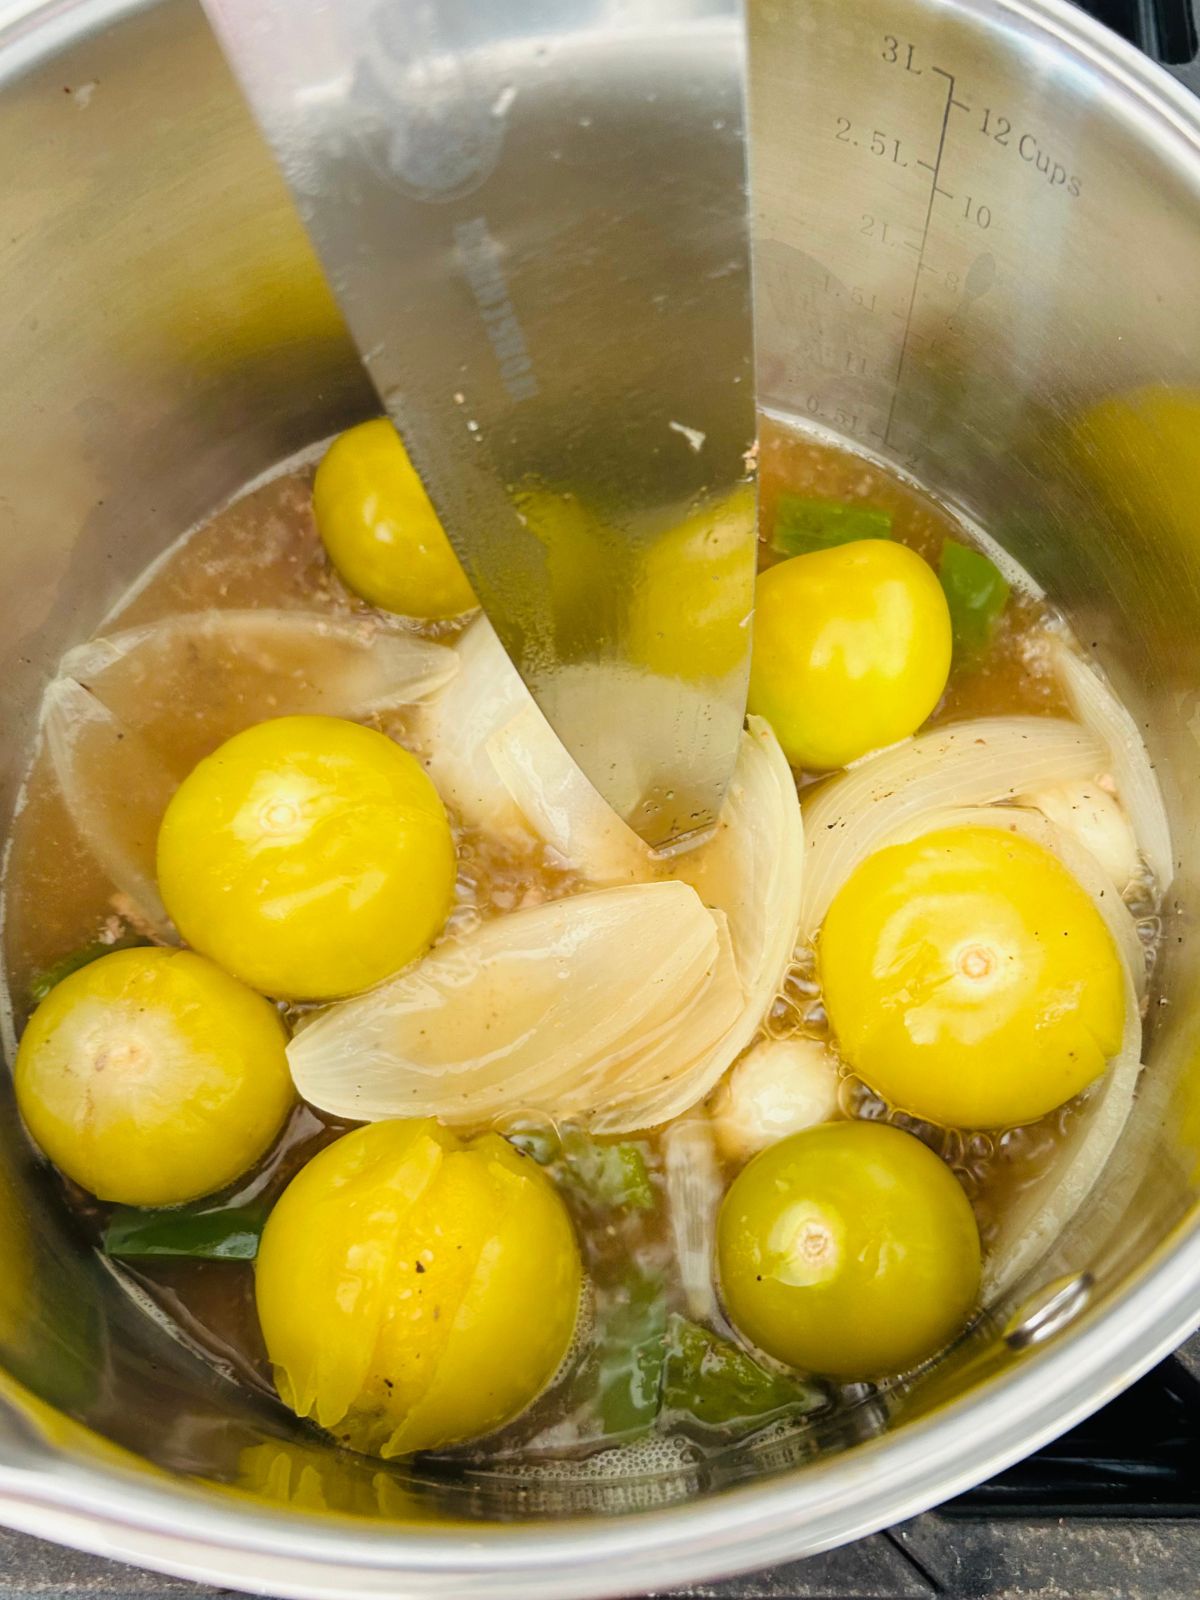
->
xmin=0 ymin=418 xmax=1141 ymax=1456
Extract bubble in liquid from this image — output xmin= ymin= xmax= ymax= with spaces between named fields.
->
xmin=445 ymin=902 xmax=483 ymax=940
xmin=1005 ymin=1122 xmax=1056 ymax=1169
xmin=1055 ymin=1100 xmax=1079 ymax=1137
xmin=764 ymin=996 xmax=802 ymax=1041
xmin=940 ymin=1127 xmax=965 ymax=1167
xmin=837 ymin=1073 xmax=863 ymax=1117
xmin=801 ymin=999 xmax=828 ymax=1034
xmin=966 ymin=1132 xmax=995 ymax=1162
xmin=996 ymin=1127 xmax=1022 ymax=1161
xmin=541 ymin=1276 xmax=595 ymax=1394
xmin=511 ymin=1432 xmax=699 ymax=1482
xmin=1123 ymin=873 xmax=1158 ymax=922
xmin=782 ymin=961 xmax=820 ymax=1003
xmin=840 ymin=1075 xmax=888 ymax=1121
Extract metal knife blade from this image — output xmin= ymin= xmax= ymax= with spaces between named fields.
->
xmin=200 ymin=0 xmax=756 ymax=846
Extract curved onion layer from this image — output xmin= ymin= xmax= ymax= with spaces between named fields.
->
xmin=663 ymin=1115 xmax=723 ymax=1321
xmin=983 ymin=945 xmax=1141 ymax=1299
xmin=65 ymin=609 xmax=456 ymax=760
xmin=416 ymin=619 xmax=728 ymax=896
xmin=662 ymin=717 xmax=806 ymax=1117
xmin=43 ymin=610 xmax=456 ymax=934
xmin=533 ymin=661 xmax=745 ymax=844
xmin=488 ymin=703 xmax=651 ymax=885
xmin=1051 ymin=638 xmax=1173 ymax=893
xmin=412 ymin=617 xmax=532 ymax=840
xmin=288 ymin=882 xmax=743 ymax=1130
xmin=414 ymin=617 xmax=651 ymax=880
xmin=1015 ymin=779 xmax=1140 ymax=893
xmin=41 ymin=678 xmax=176 ymax=940
xmin=800 ymin=717 xmax=1106 ymax=940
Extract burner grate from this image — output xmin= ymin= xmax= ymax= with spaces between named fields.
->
xmin=950 ymin=1338 xmax=1200 ymax=1517
xmin=1081 ymin=0 xmax=1198 ymax=62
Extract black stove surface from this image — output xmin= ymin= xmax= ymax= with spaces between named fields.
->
xmin=1081 ymin=0 xmax=1198 ymax=63
xmin=948 ymin=1340 xmax=1200 ymax=1518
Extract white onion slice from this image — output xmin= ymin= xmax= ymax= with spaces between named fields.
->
xmin=1051 ymin=639 xmax=1173 ymax=893
xmin=585 ymin=918 xmax=743 ymax=1131
xmin=416 ymin=617 xmax=735 ymax=899
xmin=1017 ymin=779 xmax=1140 ymax=894
xmin=426 ymin=709 xmax=801 ymax=1123
xmin=533 ymin=661 xmax=739 ymax=841
xmin=800 ymin=717 xmax=1106 ymax=940
xmin=585 ymin=723 xmax=803 ymax=1130
xmin=594 ymin=718 xmax=807 ymax=1131
xmin=487 ymin=703 xmax=650 ymax=885
xmin=412 ymin=616 xmax=532 ymax=840
xmin=983 ymin=948 xmax=1141 ymax=1298
xmin=288 ymin=881 xmax=743 ymax=1130
xmin=41 ymin=678 xmax=176 ymax=939
xmin=663 ymin=1116 xmax=723 ymax=1321
xmin=413 ymin=616 xmax=652 ymax=880
xmin=65 ymin=609 xmax=456 ymax=746
xmin=670 ymin=714 xmax=804 ymax=1061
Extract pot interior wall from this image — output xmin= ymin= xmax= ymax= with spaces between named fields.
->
xmin=0 ymin=0 xmax=1197 ymax=1529
xmin=750 ymin=0 xmax=1200 ymax=1302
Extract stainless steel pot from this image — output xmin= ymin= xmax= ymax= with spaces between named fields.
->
xmin=1 ymin=0 xmax=1199 ymax=1594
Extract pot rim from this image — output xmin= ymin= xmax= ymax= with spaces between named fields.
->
xmin=1 ymin=0 xmax=1199 ymax=1591
xmin=1 ymin=1209 xmax=1198 ymax=1598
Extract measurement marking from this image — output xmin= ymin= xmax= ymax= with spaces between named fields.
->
xmin=901 ymin=239 xmax=921 ymax=253
xmin=916 ymin=158 xmax=936 ymax=172
xmin=884 ymin=66 xmax=957 ymax=448
xmin=934 ymin=185 xmax=955 ymax=199
xmin=932 ymin=67 xmax=971 ymax=113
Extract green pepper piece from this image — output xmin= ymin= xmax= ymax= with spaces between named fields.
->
xmin=771 ymin=494 xmax=892 ymax=558
xmin=560 ymin=1130 xmax=656 ymax=1212
xmin=103 ymin=1203 xmax=265 ymax=1261
xmin=560 ymin=1267 xmax=668 ymax=1441
xmin=938 ymin=537 xmax=1011 ymax=657
xmin=592 ymin=1269 xmax=669 ymax=1438
xmin=662 ymin=1314 xmax=819 ymax=1434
